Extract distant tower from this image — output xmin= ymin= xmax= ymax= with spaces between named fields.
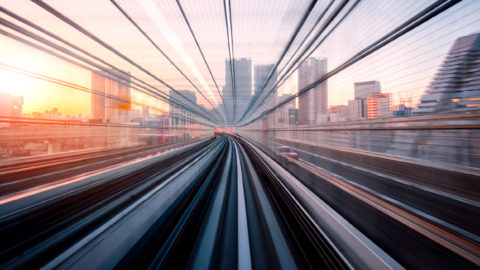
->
xmin=415 ymin=33 xmax=480 ymax=113
xmin=254 ymin=64 xmax=277 ymax=95
xmin=354 ymin=80 xmax=381 ymax=119
xmin=276 ymin=93 xmax=295 ymax=126
xmin=298 ymin=57 xmax=328 ymax=124
xmin=91 ymin=70 xmax=131 ymax=123
xmin=91 ymin=72 xmax=105 ymax=122
xmin=254 ymin=64 xmax=277 ymax=115
xmin=223 ymin=58 xmax=252 ymax=122
xmin=354 ymin=81 xmax=381 ymax=99
xmin=169 ymin=90 xmax=197 ymax=126
xmin=367 ymin=93 xmax=392 ymax=119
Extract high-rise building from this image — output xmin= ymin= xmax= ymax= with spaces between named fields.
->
xmin=415 ymin=33 xmax=480 ymax=113
xmin=353 ymin=80 xmax=381 ymax=118
xmin=42 ymin=108 xmax=62 ymax=120
xmin=276 ymin=93 xmax=295 ymax=126
xmin=169 ymin=89 xmax=197 ymax=126
xmin=288 ymin=108 xmax=298 ymax=125
xmin=91 ymin=70 xmax=131 ymax=123
xmin=354 ymin=81 xmax=381 ymax=99
xmin=223 ymin=58 xmax=252 ymax=122
xmin=254 ymin=64 xmax=277 ymax=114
xmin=367 ymin=93 xmax=392 ymax=119
xmin=298 ymin=57 xmax=328 ymax=124
xmin=347 ymin=99 xmax=362 ymax=120
xmin=329 ymin=105 xmax=348 ymax=122
xmin=254 ymin=64 xmax=277 ymax=95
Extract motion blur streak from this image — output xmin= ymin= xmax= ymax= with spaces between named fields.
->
xmin=0 ymin=0 xmax=479 ymax=269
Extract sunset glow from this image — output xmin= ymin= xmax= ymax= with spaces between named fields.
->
xmin=0 ymin=1 xmax=479 ymax=269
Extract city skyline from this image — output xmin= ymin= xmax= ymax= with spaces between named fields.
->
xmin=2 ymin=20 xmax=480 ymax=125
xmin=2 ymin=1 xmax=478 ymax=121
xmin=0 ymin=2 xmax=478 ymax=268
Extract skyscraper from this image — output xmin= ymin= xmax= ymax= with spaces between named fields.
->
xmin=298 ymin=57 xmax=328 ymax=124
xmin=367 ymin=93 xmax=392 ymax=119
xmin=254 ymin=64 xmax=277 ymax=115
xmin=354 ymin=81 xmax=381 ymax=99
xmin=223 ymin=58 xmax=252 ymax=122
xmin=254 ymin=64 xmax=277 ymax=95
xmin=354 ymin=80 xmax=381 ymax=118
xmin=415 ymin=33 xmax=480 ymax=113
xmin=347 ymin=99 xmax=362 ymax=120
xmin=169 ymin=89 xmax=197 ymax=126
xmin=91 ymin=70 xmax=131 ymax=123
xmin=276 ymin=93 xmax=295 ymax=126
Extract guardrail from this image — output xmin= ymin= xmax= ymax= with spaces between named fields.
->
xmin=240 ymin=114 xmax=480 ymax=168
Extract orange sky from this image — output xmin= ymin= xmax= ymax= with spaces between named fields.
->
xmin=0 ymin=37 xmax=91 ymax=116
xmin=1 ymin=0 xmax=479 ymax=122
xmin=0 ymin=37 xmax=171 ymax=117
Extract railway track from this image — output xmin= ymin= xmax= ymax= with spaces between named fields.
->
xmin=0 ymin=136 xmax=364 ymax=269
xmin=269 ymin=140 xmax=480 ymax=246
xmin=243 ymin=136 xmax=480 ymax=268
xmin=37 ymin=136 xmax=353 ymax=269
xmin=0 ymin=135 xmax=476 ymax=269
xmin=0 ymin=139 xmax=208 ymax=196
xmin=0 ymin=138 xmax=215 ymax=269
xmin=122 ymin=136 xmax=350 ymax=269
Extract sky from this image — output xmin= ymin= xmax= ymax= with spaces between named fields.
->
xmin=0 ymin=0 xmax=479 ymax=121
